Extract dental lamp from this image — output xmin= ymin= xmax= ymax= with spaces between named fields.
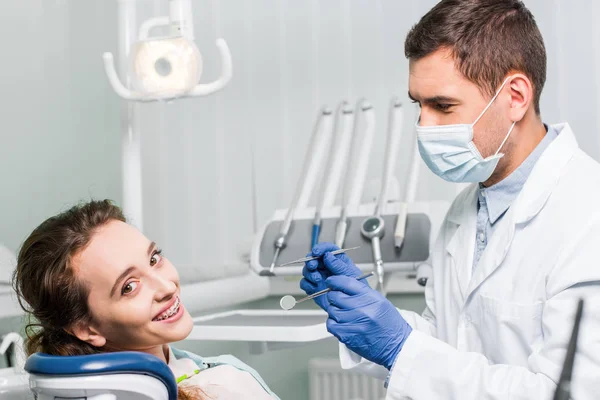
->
xmin=103 ymin=0 xmax=232 ymax=102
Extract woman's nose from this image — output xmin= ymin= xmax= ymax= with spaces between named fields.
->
xmin=150 ymin=273 xmax=177 ymax=300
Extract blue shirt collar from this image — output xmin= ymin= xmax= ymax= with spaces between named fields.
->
xmin=479 ymin=124 xmax=558 ymax=224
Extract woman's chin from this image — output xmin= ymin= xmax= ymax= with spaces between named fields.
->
xmin=180 ymin=309 xmax=194 ymax=336
xmin=164 ymin=309 xmax=194 ymax=342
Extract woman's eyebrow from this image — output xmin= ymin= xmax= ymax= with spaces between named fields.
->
xmin=111 ymin=266 xmax=136 ymax=297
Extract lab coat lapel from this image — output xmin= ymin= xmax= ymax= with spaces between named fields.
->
xmin=465 ymin=207 xmax=516 ymax=298
xmin=464 ymin=123 xmax=579 ymax=299
xmin=445 ymin=185 xmax=478 ymax=299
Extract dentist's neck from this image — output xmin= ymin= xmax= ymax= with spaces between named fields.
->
xmin=482 ymin=112 xmax=546 ymax=187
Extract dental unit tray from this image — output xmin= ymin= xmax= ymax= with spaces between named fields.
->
xmin=187 ymin=310 xmax=331 ymax=353
xmin=251 ymin=201 xmax=449 ymax=277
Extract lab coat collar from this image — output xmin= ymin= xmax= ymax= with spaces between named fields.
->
xmin=465 ymin=123 xmax=578 ymax=298
xmin=445 ymin=123 xmax=577 ymax=225
xmin=445 ymin=123 xmax=578 ymax=300
xmin=446 ymin=184 xmax=478 ymax=225
xmin=511 ymin=123 xmax=578 ymax=224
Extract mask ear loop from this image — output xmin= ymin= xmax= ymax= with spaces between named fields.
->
xmin=472 ymin=75 xmax=514 ymax=127
xmin=494 ymin=121 xmax=517 ymax=156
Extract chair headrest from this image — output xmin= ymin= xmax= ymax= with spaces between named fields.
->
xmin=25 ymin=351 xmax=177 ymax=400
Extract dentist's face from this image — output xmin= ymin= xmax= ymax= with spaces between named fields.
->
xmin=72 ymin=220 xmax=193 ymax=352
xmin=408 ymin=47 xmax=513 ymax=162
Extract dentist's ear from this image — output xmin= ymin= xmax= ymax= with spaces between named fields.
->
xmin=68 ymin=323 xmax=107 ymax=348
xmin=506 ymin=74 xmax=533 ymax=122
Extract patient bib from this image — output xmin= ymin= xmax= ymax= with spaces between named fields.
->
xmin=169 ymin=347 xmax=280 ymax=399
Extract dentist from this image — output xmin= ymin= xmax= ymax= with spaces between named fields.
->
xmin=301 ymin=1 xmax=600 ymax=399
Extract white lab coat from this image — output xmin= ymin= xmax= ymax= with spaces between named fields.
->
xmin=339 ymin=123 xmax=600 ymax=399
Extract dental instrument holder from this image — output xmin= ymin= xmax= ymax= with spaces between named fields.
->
xmin=361 ymin=98 xmax=403 ymax=295
xmin=269 ymin=107 xmax=333 ymax=272
xmin=360 ymin=216 xmax=386 ymax=294
xmin=184 ymin=202 xmax=447 ymax=355
xmin=103 ymin=0 xmax=232 ymax=102
xmin=251 ymin=201 xmax=448 ymax=282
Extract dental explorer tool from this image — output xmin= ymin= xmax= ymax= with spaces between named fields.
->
xmin=267 ymin=107 xmax=334 ymax=275
xmin=280 ymin=272 xmax=374 ymax=310
xmin=335 ymin=99 xmax=375 ymax=248
xmin=312 ymin=101 xmax=354 ymax=249
xmin=361 ymin=98 xmax=403 ymax=295
xmin=275 ymin=246 xmax=360 ymax=268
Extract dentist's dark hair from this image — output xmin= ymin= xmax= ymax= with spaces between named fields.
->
xmin=405 ymin=0 xmax=546 ymax=115
xmin=13 ymin=199 xmax=206 ymax=400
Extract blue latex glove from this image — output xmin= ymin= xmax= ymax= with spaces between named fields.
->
xmin=325 ymin=275 xmax=412 ymax=370
xmin=300 ymin=242 xmax=363 ymax=310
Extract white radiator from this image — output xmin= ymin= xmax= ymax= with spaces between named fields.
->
xmin=309 ymin=358 xmax=386 ymax=400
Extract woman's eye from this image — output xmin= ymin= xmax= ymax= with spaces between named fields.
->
xmin=122 ymin=281 xmax=138 ymax=295
xmin=150 ymin=249 xmax=163 ymax=266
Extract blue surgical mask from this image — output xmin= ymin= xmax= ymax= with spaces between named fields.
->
xmin=416 ymin=76 xmax=517 ymax=183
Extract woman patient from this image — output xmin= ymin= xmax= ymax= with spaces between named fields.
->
xmin=13 ymin=199 xmax=279 ymax=400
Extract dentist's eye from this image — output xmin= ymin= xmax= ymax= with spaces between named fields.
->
xmin=122 ymin=281 xmax=138 ymax=295
xmin=150 ymin=249 xmax=163 ymax=266
xmin=434 ymin=103 xmax=452 ymax=112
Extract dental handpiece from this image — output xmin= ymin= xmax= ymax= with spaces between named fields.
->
xmin=269 ymin=107 xmax=332 ymax=273
xmin=269 ymin=234 xmax=287 ymax=273
xmin=336 ymin=99 xmax=374 ymax=248
xmin=373 ymin=239 xmax=385 ymax=295
xmin=358 ymin=98 xmax=402 ymax=295
xmin=310 ymin=212 xmax=322 ymax=249
xmin=334 ymin=208 xmax=348 ymax=248
xmin=313 ymin=101 xmax=353 ymax=249
xmin=360 ymin=216 xmax=386 ymax=295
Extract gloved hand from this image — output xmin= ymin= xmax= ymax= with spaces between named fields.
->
xmin=300 ymin=242 xmax=363 ymax=310
xmin=325 ymin=275 xmax=412 ymax=370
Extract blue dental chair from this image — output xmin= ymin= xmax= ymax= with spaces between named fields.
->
xmin=24 ymin=352 xmax=177 ymax=400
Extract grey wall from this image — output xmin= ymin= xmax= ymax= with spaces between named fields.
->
xmin=0 ymin=0 xmax=121 ymax=254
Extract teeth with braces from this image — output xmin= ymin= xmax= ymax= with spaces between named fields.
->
xmin=154 ymin=297 xmax=180 ymax=321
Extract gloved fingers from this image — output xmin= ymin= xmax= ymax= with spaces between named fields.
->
xmin=304 ymin=257 xmax=321 ymax=272
xmin=327 ymin=301 xmax=365 ymax=324
xmin=325 ymin=275 xmax=370 ymax=296
xmin=326 ymin=304 xmax=344 ymax=323
xmin=300 ymin=278 xmax=319 ymax=295
xmin=323 ymin=252 xmax=362 ymax=277
xmin=302 ymin=264 xmax=324 ymax=284
xmin=327 ymin=290 xmax=359 ymax=310
xmin=311 ymin=242 xmax=340 ymax=257
xmin=326 ymin=318 xmax=342 ymax=341
xmin=326 ymin=318 xmax=358 ymax=343
xmin=334 ymin=252 xmax=354 ymax=266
